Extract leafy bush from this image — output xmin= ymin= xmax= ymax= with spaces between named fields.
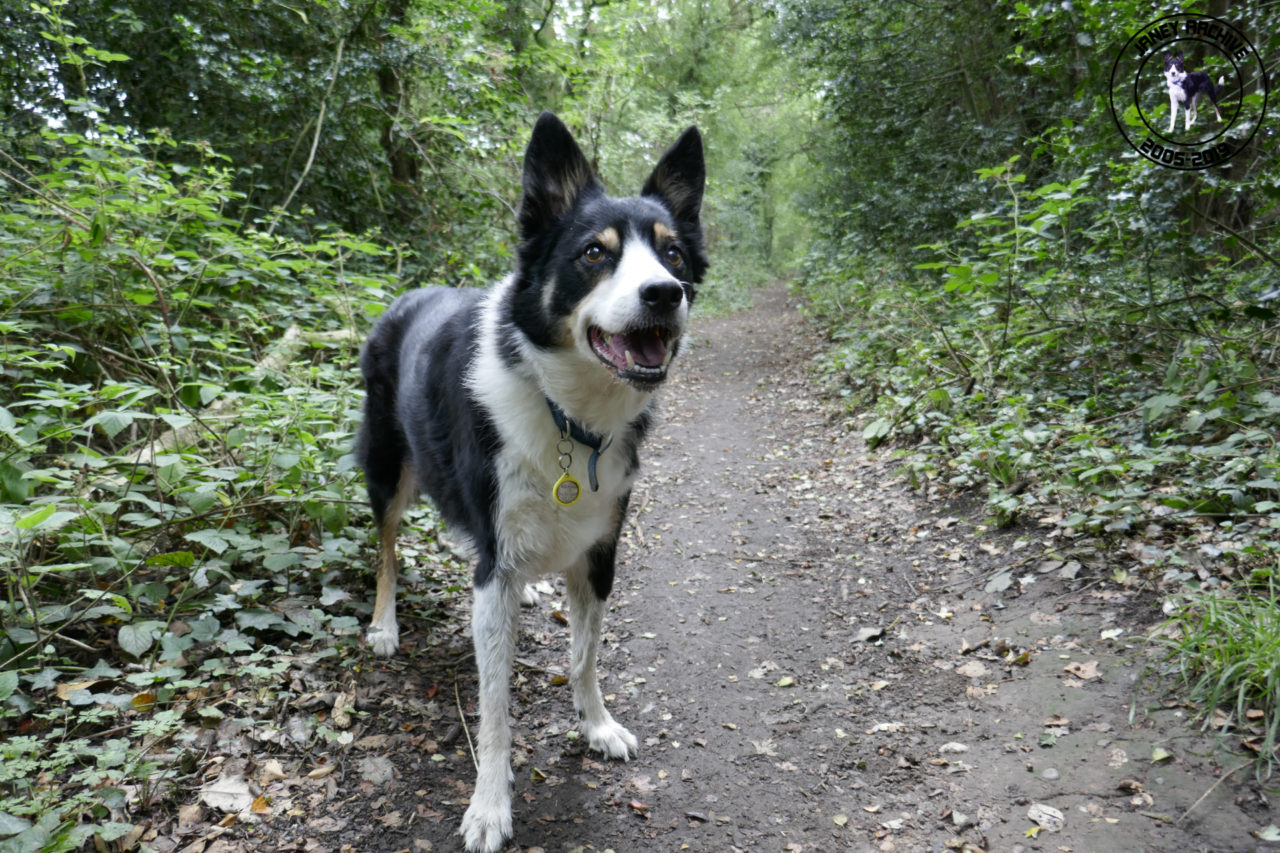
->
xmin=0 ymin=124 xmax=407 ymax=848
xmin=802 ymin=157 xmax=1280 ymax=546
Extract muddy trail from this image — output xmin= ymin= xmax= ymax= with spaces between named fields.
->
xmin=255 ymin=283 xmax=1275 ymax=853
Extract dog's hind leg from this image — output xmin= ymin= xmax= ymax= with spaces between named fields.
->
xmin=566 ymin=542 xmax=638 ymax=761
xmin=367 ymin=464 xmax=415 ymax=657
xmin=460 ymin=570 xmax=520 ymax=853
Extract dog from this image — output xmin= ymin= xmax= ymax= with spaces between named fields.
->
xmin=355 ymin=112 xmax=707 ymax=853
xmin=1163 ymin=52 xmax=1225 ymax=132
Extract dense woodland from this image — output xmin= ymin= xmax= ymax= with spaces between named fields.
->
xmin=2 ymin=0 xmax=1279 ymax=848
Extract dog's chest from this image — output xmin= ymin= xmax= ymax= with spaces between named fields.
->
xmin=491 ymin=420 xmax=634 ymax=573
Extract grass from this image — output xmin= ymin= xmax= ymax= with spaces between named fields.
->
xmin=1152 ymin=571 xmax=1280 ymax=776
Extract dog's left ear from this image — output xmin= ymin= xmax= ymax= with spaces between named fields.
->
xmin=519 ymin=112 xmax=600 ymax=242
xmin=642 ymin=127 xmax=705 ymax=228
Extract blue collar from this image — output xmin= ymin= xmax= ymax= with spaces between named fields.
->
xmin=547 ymin=399 xmax=612 ymax=492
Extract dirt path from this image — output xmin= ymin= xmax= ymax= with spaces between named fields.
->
xmin=262 ymin=283 xmax=1275 ymax=852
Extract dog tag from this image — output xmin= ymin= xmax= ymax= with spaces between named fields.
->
xmin=552 ymin=471 xmax=581 ymax=507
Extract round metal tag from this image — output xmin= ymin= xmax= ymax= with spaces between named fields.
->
xmin=552 ymin=471 xmax=581 ymax=507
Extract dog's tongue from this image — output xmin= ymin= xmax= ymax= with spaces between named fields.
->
xmin=610 ymin=329 xmax=667 ymax=368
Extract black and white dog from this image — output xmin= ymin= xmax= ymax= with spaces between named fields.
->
xmin=356 ymin=112 xmax=706 ymax=852
xmin=1163 ymin=52 xmax=1225 ymax=132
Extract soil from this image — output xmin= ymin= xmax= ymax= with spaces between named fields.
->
xmin=244 ymin=282 xmax=1277 ymax=853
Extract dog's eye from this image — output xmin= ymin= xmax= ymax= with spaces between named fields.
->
xmin=583 ymin=243 xmax=606 ymax=264
xmin=664 ymin=246 xmax=685 ymax=269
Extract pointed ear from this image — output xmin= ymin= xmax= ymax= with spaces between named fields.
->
xmin=642 ymin=126 xmax=705 ymax=227
xmin=519 ymin=112 xmax=599 ymax=242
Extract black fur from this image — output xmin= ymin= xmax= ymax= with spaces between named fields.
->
xmin=354 ymin=112 xmax=706 ymax=853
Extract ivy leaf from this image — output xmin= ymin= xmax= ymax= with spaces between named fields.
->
xmin=118 ymin=621 xmax=163 ymax=657
xmin=0 ymin=670 xmax=19 ymax=701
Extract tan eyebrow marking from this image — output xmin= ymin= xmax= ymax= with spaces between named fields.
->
xmin=653 ymin=222 xmax=677 ymax=242
xmin=596 ymin=227 xmax=621 ymax=252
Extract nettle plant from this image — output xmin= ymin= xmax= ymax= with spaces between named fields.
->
xmin=817 ymin=156 xmax=1280 ymax=538
xmin=0 ymin=124 xmax=406 ymax=848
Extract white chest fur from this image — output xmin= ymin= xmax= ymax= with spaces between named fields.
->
xmin=468 ymin=286 xmax=644 ymax=578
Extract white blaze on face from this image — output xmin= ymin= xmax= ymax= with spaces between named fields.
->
xmin=578 ymin=226 xmax=686 ymax=345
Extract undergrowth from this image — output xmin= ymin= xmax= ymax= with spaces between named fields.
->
xmin=1153 ymin=569 xmax=1280 ymax=777
xmin=799 ymin=154 xmax=1280 ymax=771
xmin=0 ymin=125 xmax=427 ymax=849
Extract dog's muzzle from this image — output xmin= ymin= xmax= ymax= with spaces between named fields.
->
xmin=589 ymin=324 xmax=679 ymax=389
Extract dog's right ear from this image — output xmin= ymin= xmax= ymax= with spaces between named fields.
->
xmin=519 ymin=112 xmax=599 ymax=242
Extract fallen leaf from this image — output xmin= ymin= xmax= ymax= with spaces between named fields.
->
xmin=259 ymin=759 xmax=287 ymax=784
xmin=1151 ymin=746 xmax=1173 ymax=763
xmin=55 ymin=680 xmax=100 ymax=701
xmin=250 ymin=795 xmax=272 ymax=815
xmin=1252 ymin=825 xmax=1280 ymax=842
xmin=955 ymin=660 xmax=988 ymax=679
xmin=630 ymin=775 xmax=657 ymax=794
xmin=200 ymin=773 xmax=254 ymax=813
xmin=853 ymin=626 xmax=884 ymax=643
xmin=833 ymin=813 xmax=848 ymax=827
xmin=359 ymin=755 xmax=395 ymax=785
xmin=1063 ymin=660 xmax=1101 ymax=680
xmin=984 ymin=571 xmax=1013 ymax=593
xmin=752 ymin=738 xmax=779 ymax=757
xmin=1027 ymin=803 xmax=1064 ymax=832
xmin=776 ymin=676 xmax=796 ymax=688
xmin=176 ymin=803 xmax=204 ymax=830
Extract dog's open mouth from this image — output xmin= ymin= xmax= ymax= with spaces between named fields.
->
xmin=589 ymin=325 xmax=677 ymax=387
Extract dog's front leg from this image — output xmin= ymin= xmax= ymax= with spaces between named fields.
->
xmin=460 ymin=576 xmax=520 ymax=853
xmin=1168 ymin=92 xmax=1179 ymax=133
xmin=567 ymin=554 xmax=638 ymax=760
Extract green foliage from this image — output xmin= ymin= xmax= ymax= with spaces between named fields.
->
xmin=0 ymin=1 xmax=814 ymax=846
xmin=0 ymin=117 xmax=399 ymax=846
xmin=1153 ymin=570 xmax=1280 ymax=777
xmin=804 ymin=158 xmax=1280 ymax=544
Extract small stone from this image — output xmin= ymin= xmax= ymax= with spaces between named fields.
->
xmin=1041 ymin=767 xmax=1060 ymax=781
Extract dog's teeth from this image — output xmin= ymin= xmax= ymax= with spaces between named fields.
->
xmin=662 ymin=346 xmax=674 ymax=368
xmin=625 ymin=350 xmax=636 ymax=370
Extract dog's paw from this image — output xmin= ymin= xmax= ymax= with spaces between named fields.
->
xmin=366 ymin=625 xmax=399 ymax=657
xmin=584 ymin=718 xmax=638 ymax=761
xmin=460 ymin=791 xmax=513 ymax=853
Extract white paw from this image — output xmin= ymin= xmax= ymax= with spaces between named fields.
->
xmin=366 ymin=624 xmax=399 ymax=657
xmin=460 ymin=789 xmax=512 ymax=853
xmin=584 ymin=718 xmax=638 ymax=761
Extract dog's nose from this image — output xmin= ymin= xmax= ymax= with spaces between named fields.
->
xmin=640 ymin=279 xmax=685 ymax=312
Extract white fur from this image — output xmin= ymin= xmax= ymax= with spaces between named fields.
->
xmin=577 ymin=229 xmax=689 ymax=352
xmin=455 ymin=261 xmax=679 ymax=852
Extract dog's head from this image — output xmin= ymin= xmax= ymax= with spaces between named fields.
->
xmin=1164 ymin=52 xmax=1186 ymax=82
xmin=510 ymin=112 xmax=707 ymax=393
